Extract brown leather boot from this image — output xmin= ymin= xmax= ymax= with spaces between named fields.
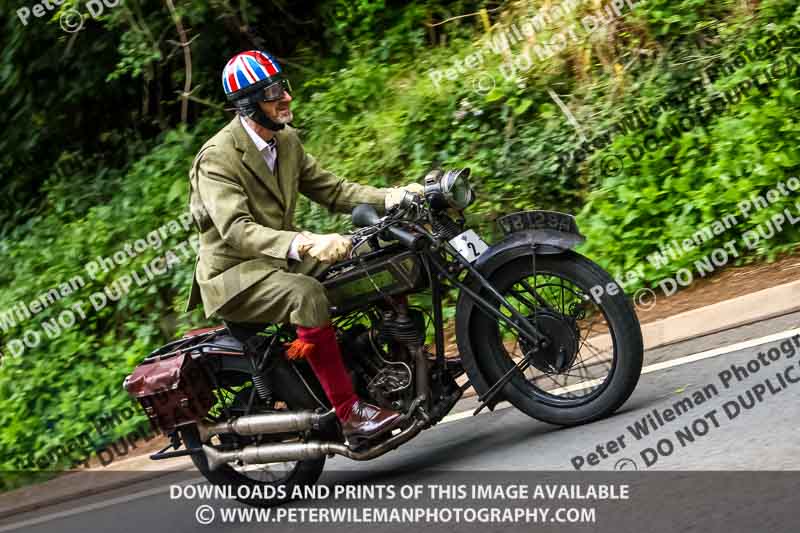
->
xmin=340 ymin=400 xmax=402 ymax=444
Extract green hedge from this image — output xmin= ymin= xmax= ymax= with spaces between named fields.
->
xmin=2 ymin=0 xmax=799 ymax=490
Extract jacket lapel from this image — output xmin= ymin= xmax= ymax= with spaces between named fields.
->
xmin=274 ymin=128 xmax=295 ymax=212
xmin=229 ymin=117 xmax=286 ymax=209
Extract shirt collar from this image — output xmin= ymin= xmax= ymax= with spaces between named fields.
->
xmin=239 ymin=116 xmax=276 ymax=152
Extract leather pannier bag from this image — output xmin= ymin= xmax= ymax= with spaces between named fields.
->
xmin=123 ymin=328 xmax=223 ymax=433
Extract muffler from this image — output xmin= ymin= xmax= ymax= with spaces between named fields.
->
xmin=202 ymin=418 xmax=428 ymax=470
xmin=203 ymin=441 xmax=344 ymax=471
xmin=196 ymin=410 xmax=335 ymax=443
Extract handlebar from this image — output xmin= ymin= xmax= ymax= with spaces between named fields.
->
xmin=351 ymin=204 xmax=427 ymax=251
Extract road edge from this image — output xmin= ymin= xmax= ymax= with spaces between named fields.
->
xmin=3 ymin=279 xmax=799 ymax=519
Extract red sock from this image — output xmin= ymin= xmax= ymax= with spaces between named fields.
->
xmin=287 ymin=325 xmax=358 ymax=420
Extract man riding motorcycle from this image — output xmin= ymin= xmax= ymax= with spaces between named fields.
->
xmin=186 ymin=50 xmax=423 ymax=445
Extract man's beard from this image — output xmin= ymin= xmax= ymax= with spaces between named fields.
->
xmin=273 ymin=107 xmax=293 ymax=125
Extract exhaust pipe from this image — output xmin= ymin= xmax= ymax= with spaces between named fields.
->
xmin=203 ymin=419 xmax=428 ymax=470
xmin=203 ymin=441 xmax=344 ymax=471
xmin=196 ymin=410 xmax=335 ymax=443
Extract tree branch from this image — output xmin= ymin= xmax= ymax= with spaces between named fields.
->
xmin=164 ymin=0 xmax=193 ymax=124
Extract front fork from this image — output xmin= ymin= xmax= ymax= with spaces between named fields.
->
xmin=423 ymin=243 xmax=550 ymax=414
xmin=426 ymin=243 xmax=548 ymax=349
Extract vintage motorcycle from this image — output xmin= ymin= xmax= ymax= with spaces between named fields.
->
xmin=124 ymin=168 xmax=643 ymax=507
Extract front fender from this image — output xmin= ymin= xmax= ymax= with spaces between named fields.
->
xmin=454 ymin=211 xmax=586 ymax=409
xmin=473 ymin=228 xmax=584 ymax=274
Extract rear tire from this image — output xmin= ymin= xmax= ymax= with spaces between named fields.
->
xmin=181 ymin=371 xmax=327 ymax=508
xmin=466 ymin=250 xmax=643 ymax=426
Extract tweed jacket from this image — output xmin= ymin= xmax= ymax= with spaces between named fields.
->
xmin=186 ymin=117 xmax=388 ymax=317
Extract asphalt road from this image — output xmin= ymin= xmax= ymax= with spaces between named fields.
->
xmin=3 ymin=312 xmax=800 ymax=533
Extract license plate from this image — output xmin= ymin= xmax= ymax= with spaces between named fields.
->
xmin=496 ymin=210 xmax=583 ymax=237
xmin=449 ymin=229 xmax=489 ymax=263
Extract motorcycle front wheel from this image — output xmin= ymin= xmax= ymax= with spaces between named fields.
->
xmin=463 ymin=250 xmax=643 ymax=426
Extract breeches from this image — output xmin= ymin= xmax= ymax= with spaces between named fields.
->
xmin=216 ymin=256 xmax=332 ymax=328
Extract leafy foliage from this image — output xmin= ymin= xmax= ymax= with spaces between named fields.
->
xmin=575 ymin=4 xmax=800 ymax=288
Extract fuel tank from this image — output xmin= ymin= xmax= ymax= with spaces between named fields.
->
xmin=321 ymin=248 xmax=427 ymax=315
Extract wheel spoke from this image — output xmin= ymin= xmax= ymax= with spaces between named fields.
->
xmin=508 ymin=288 xmax=540 ymax=313
xmin=518 ymin=279 xmax=555 ymax=311
xmin=490 ymin=264 xmax=618 ymax=405
xmin=581 ymin=340 xmax=611 ymax=364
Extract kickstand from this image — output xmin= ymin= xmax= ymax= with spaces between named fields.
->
xmin=150 ymin=431 xmax=202 ymax=461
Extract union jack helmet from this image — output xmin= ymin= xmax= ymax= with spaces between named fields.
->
xmin=221 ymin=50 xmax=283 ymax=100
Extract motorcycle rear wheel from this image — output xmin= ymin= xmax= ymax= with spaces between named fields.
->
xmin=466 ymin=250 xmax=643 ymax=426
xmin=180 ymin=370 xmax=328 ymax=508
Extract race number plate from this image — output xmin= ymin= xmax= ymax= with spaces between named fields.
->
xmin=449 ymin=229 xmax=489 ymax=263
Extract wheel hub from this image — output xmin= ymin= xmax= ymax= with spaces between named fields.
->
xmin=518 ymin=310 xmax=580 ymax=373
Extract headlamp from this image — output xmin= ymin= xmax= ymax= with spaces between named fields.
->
xmin=424 ymin=168 xmax=475 ymax=210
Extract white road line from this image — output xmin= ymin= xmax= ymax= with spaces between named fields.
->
xmin=4 ymin=327 xmax=799 ymax=531
xmin=640 ymin=327 xmax=800 ymax=374
xmin=0 ymin=477 xmax=205 ymax=533
xmin=439 ymin=327 xmax=800 ymax=424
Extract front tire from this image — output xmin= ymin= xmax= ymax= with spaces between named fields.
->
xmin=463 ymin=250 xmax=643 ymax=426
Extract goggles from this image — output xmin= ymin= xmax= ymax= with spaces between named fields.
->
xmin=260 ymin=78 xmax=292 ymax=102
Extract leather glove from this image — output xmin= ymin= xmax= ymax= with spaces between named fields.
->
xmin=385 ymin=183 xmax=425 ymax=210
xmin=296 ymin=231 xmax=352 ymax=262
